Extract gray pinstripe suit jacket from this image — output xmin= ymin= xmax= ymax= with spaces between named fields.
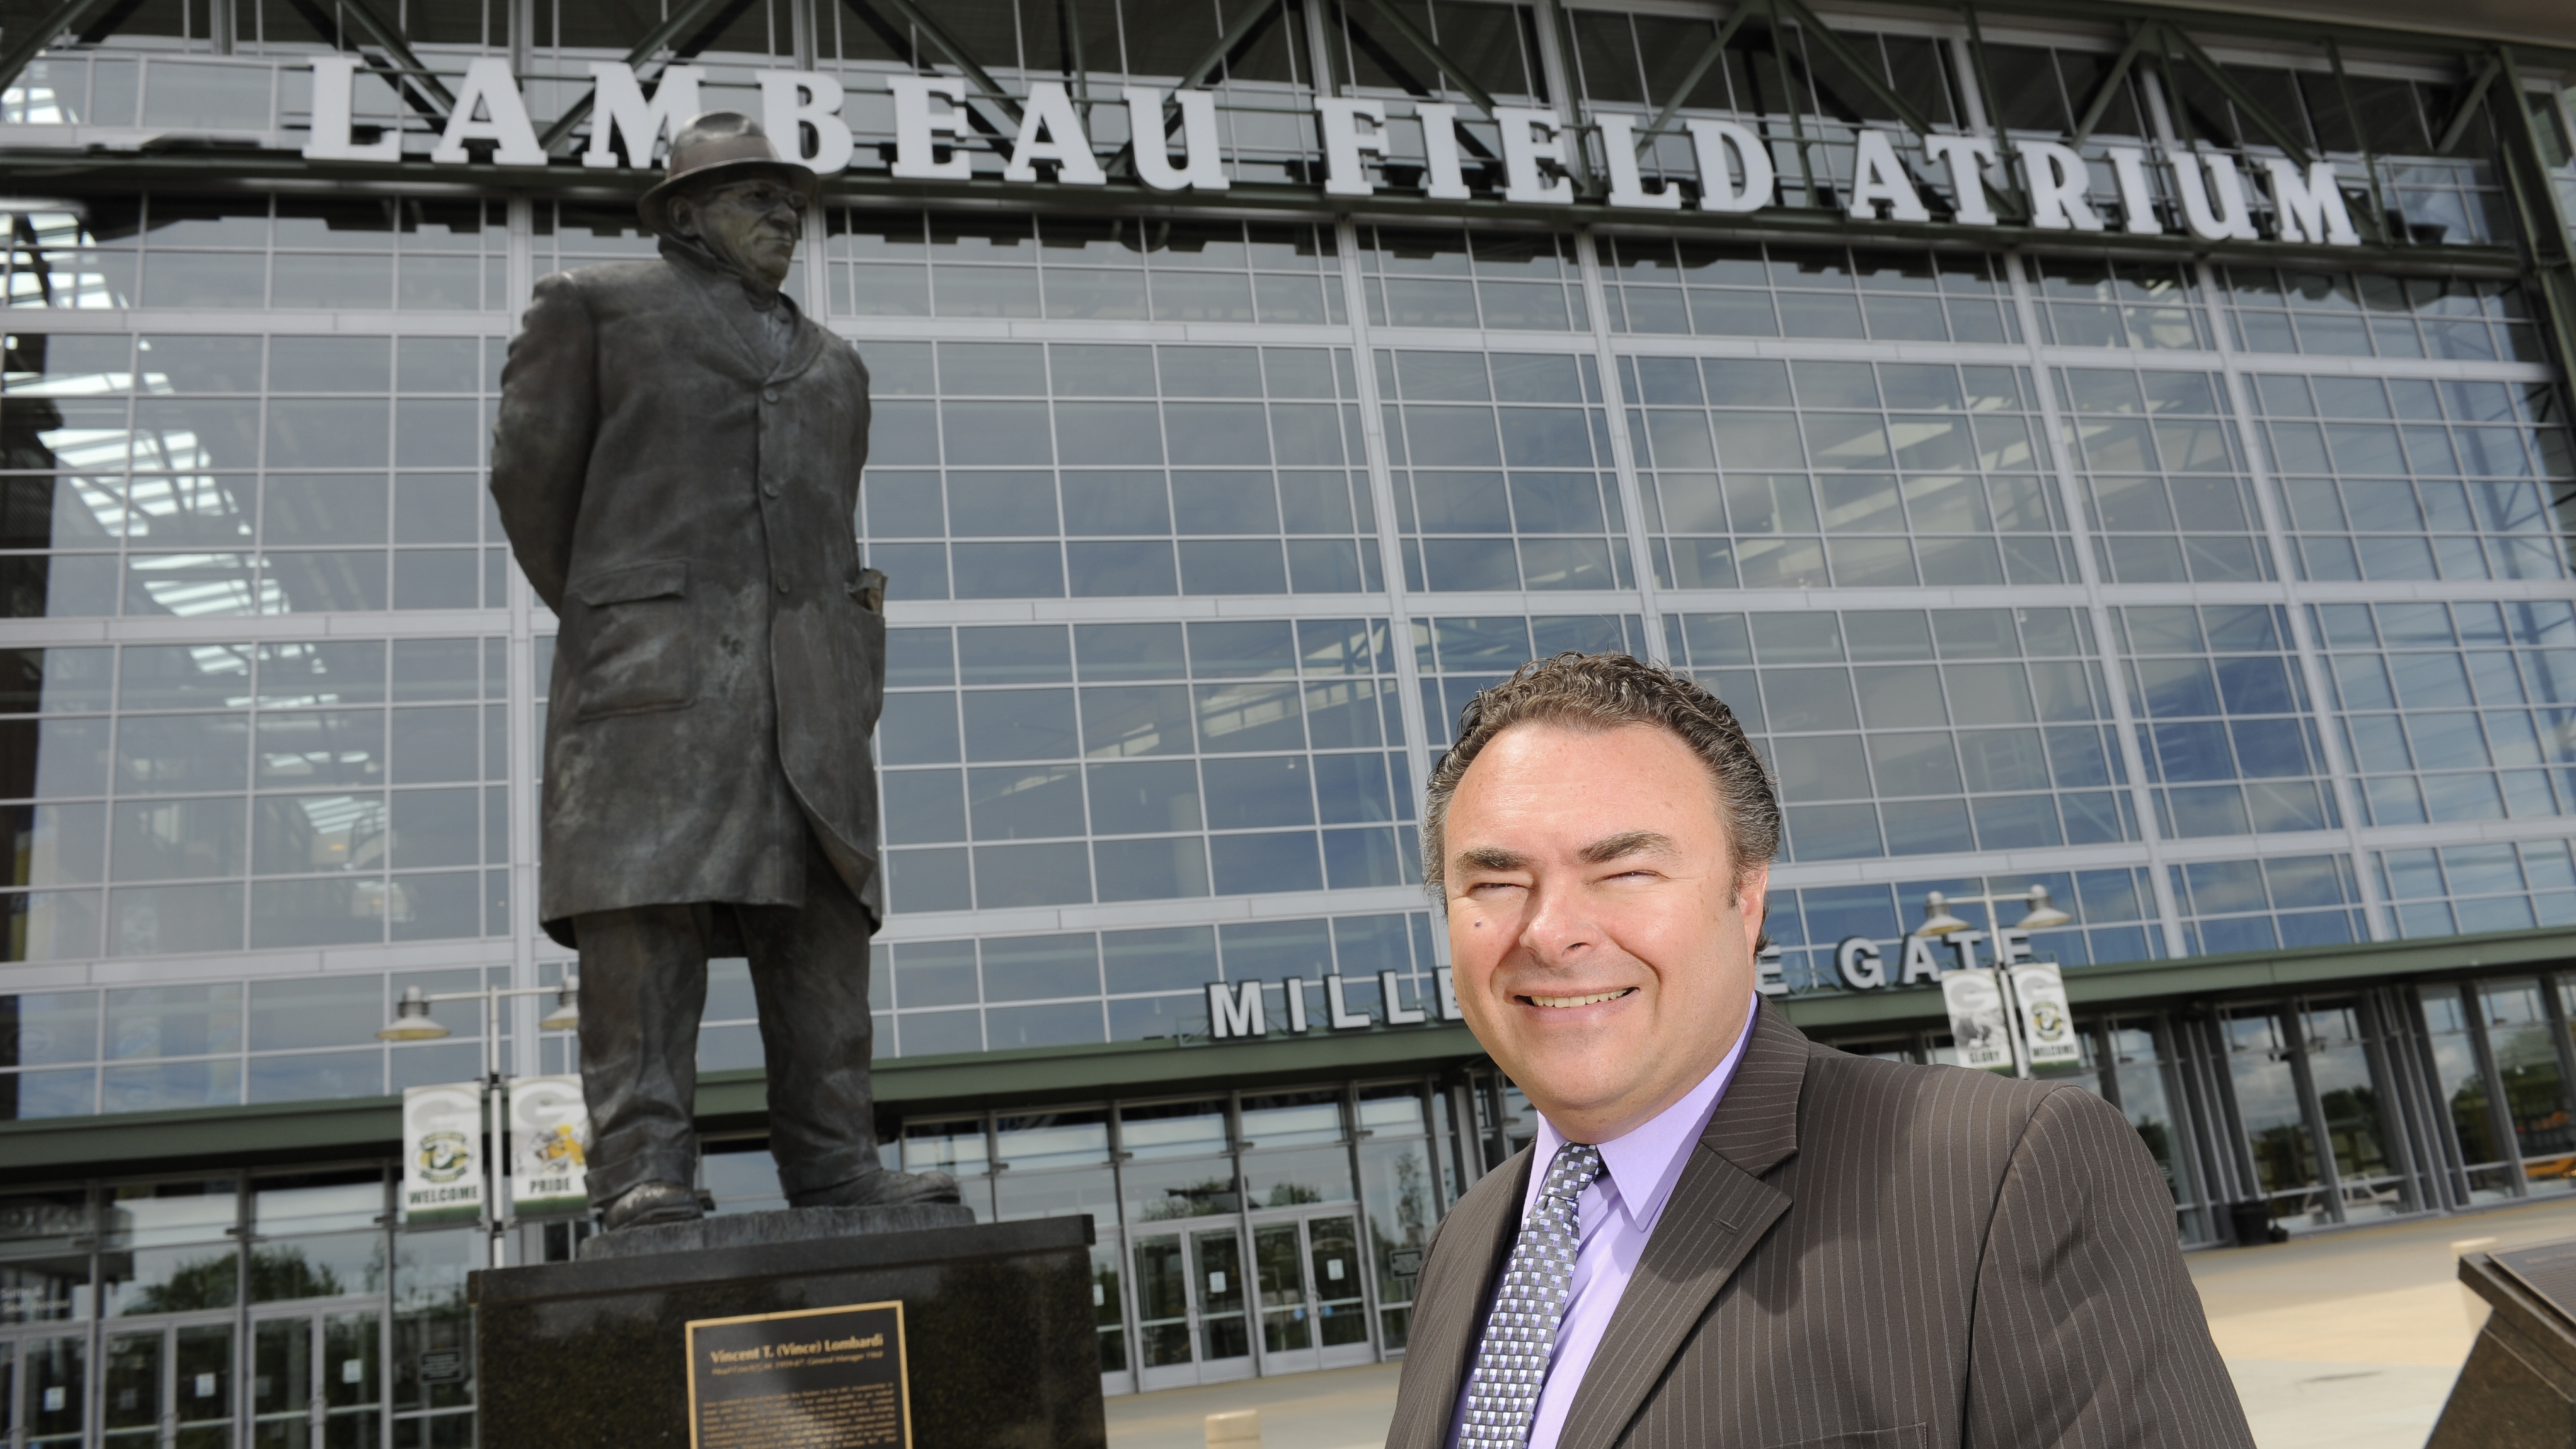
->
xmin=1387 ymin=1002 xmax=2253 ymax=1449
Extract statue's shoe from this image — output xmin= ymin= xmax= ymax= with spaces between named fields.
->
xmin=602 ymin=1180 xmax=705 ymax=1231
xmin=790 ymin=1168 xmax=964 ymax=1208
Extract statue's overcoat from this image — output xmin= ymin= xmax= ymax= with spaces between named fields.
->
xmin=490 ymin=243 xmax=883 ymax=946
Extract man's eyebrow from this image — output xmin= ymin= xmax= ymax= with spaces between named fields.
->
xmin=1580 ymin=830 xmax=1680 ymax=864
xmin=1453 ymin=846 xmax=1529 ymax=873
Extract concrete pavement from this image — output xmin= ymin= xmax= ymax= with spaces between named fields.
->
xmin=1105 ymin=1195 xmax=2576 ymax=1449
xmin=1105 ymin=1361 xmax=1406 ymax=1449
xmin=2193 ymin=1194 xmax=2576 ymax=1448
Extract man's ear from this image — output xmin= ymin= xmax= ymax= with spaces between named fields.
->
xmin=665 ymin=194 xmax=699 ymax=240
xmin=1736 ymin=863 xmax=1770 ymax=951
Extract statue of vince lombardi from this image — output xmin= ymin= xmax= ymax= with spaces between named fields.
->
xmin=489 ymin=113 xmax=956 ymax=1230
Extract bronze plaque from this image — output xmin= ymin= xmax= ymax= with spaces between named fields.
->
xmin=685 ymin=1301 xmax=910 ymax=1448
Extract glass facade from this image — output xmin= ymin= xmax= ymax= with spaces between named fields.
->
xmin=5 ymin=0 xmax=2576 ymax=1428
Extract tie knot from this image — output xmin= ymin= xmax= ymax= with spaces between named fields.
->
xmin=1540 ymin=1142 xmax=1605 ymax=1204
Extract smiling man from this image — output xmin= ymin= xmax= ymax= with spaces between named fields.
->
xmin=1385 ymin=653 xmax=2250 ymax=1449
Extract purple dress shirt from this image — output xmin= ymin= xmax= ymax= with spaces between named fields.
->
xmin=1448 ymin=1017 xmax=1755 ymax=1449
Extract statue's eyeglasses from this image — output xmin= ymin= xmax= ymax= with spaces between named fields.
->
xmin=711 ymin=182 xmax=808 ymax=216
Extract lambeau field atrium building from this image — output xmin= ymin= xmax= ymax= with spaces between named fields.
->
xmin=2 ymin=0 xmax=2576 ymax=1433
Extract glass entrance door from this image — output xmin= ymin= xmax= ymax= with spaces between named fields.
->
xmin=12 ymin=1332 xmax=87 ymax=1447
xmin=1302 ymin=1214 xmax=1373 ymax=1368
xmin=2223 ymin=999 xmax=2419 ymax=1234
xmin=2224 ymin=1007 xmax=2334 ymax=1230
xmin=2302 ymin=1000 xmax=2414 ymax=1223
xmin=1128 ymin=1227 xmax=1252 ymax=1391
xmin=251 ymin=1309 xmax=381 ymax=1445
xmin=97 ymin=1319 xmax=234 ymax=1448
xmin=1249 ymin=1212 xmax=1375 ymax=1375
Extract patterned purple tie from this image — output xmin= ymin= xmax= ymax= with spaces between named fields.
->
xmin=1459 ymin=1142 xmax=1605 ymax=1447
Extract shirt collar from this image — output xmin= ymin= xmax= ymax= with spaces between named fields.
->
xmin=1527 ymin=1005 xmax=1758 ymax=1234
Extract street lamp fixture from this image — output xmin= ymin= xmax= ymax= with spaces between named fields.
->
xmin=1918 ymin=892 xmax=1972 ymax=936
xmin=370 ymin=976 xmax=593 ymax=1267
xmin=378 ymin=985 xmax=454 ymax=1042
xmin=2015 ymin=885 xmax=2072 ymax=932
xmin=539 ymin=976 xmax=581 ymax=1032
xmin=1920 ymin=885 xmax=2069 ymax=936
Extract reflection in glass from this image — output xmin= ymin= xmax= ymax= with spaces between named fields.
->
xmin=2104 ymin=1022 xmax=2200 ymax=1225
xmin=1238 ymin=1089 xmax=1341 ymax=1147
xmin=1122 ymin=1157 xmax=1240 ymax=1222
xmin=996 ymin=1109 xmax=1109 ymax=1169
xmin=2223 ymin=1010 xmax=2328 ymax=1230
xmin=28 ymin=1333 xmax=84 ymax=1445
xmin=326 ymin=1308 xmax=380 ymax=1436
xmin=0 ymin=1186 xmax=93 ymax=1322
xmin=174 ymin=1322 xmax=232 ymax=1441
xmin=1241 ymin=1146 xmax=1355 ymax=1208
xmin=1307 ymin=1215 xmax=1370 ymax=1348
xmin=252 ymin=1316 xmax=311 ymax=1441
xmin=2421 ymin=985 xmax=2515 ymax=1202
xmin=1192 ymin=1227 xmax=1249 ymax=1363
xmin=2483 ymin=979 xmax=2576 ymax=1191
xmin=1254 ymin=1222 xmax=1310 ymax=1352
xmin=2303 ymin=1000 xmax=2408 ymax=1220
xmin=1361 ymin=1139 xmax=1433 ymax=1341
xmin=1119 ymin=1099 xmax=1227 ymax=1158
xmin=1131 ymin=1235 xmax=1191 ymax=1368
xmin=1092 ymin=1242 xmax=1128 ymax=1373
xmin=101 ymin=1329 xmax=160 ymax=1444
xmin=996 ymin=1168 xmax=1117 ymax=1224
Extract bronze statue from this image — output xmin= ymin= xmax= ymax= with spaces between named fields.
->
xmin=490 ymin=113 xmax=954 ymax=1230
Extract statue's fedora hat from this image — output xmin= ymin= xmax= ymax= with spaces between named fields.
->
xmin=637 ymin=111 xmax=818 ymax=237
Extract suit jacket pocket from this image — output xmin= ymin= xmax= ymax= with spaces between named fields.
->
xmin=570 ymin=559 xmax=694 ymax=720
xmin=850 ymin=567 xmax=888 ymax=734
xmin=1761 ymin=1427 xmax=1925 ymax=1449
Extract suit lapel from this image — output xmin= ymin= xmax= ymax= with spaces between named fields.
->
xmin=774 ymin=307 xmax=830 ymax=384
xmin=1554 ymin=1002 xmax=1813 ymax=1449
xmin=1387 ymin=1149 xmax=1532 ymax=1449
xmin=667 ymin=256 xmax=830 ymax=386
xmin=666 ymin=258 xmax=770 ymax=380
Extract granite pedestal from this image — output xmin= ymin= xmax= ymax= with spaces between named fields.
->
xmin=470 ymin=1208 xmax=1105 ymax=1448
xmin=2428 ymin=1238 xmax=2576 ymax=1448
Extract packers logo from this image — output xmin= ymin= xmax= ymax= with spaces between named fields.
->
xmin=418 ymin=1131 xmax=473 ymax=1183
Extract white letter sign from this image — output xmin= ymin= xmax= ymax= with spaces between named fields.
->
xmin=1416 ymin=103 xmax=1470 ymax=200
xmin=2016 ymin=139 xmax=2103 ymax=232
xmin=889 ymin=76 xmax=972 ymax=180
xmin=583 ymin=62 xmax=703 ymax=170
xmin=1004 ymin=79 xmax=1105 ymax=185
xmin=1208 ymin=980 xmax=1266 ymax=1039
xmin=430 ymin=57 xmax=545 ymax=166
xmin=1494 ymin=105 xmax=1572 ymax=204
xmin=2263 ymin=157 xmax=2359 ymax=245
xmin=1836 ymin=936 xmax=1888 ymax=990
xmin=758 ymin=70 xmax=855 ymax=176
xmin=1686 ymin=119 xmax=1773 ymax=212
xmin=2174 ymin=149 xmax=2258 ymax=240
xmin=1922 ymin=133 xmax=1997 ymax=225
xmin=1317 ymin=97 xmax=1387 ymax=197
xmin=1125 ymin=87 xmax=1227 ymax=191
xmin=304 ymin=57 xmax=400 ymax=162
xmin=1847 ymin=129 xmax=1928 ymax=222
xmin=1597 ymin=113 xmax=1683 ymax=210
